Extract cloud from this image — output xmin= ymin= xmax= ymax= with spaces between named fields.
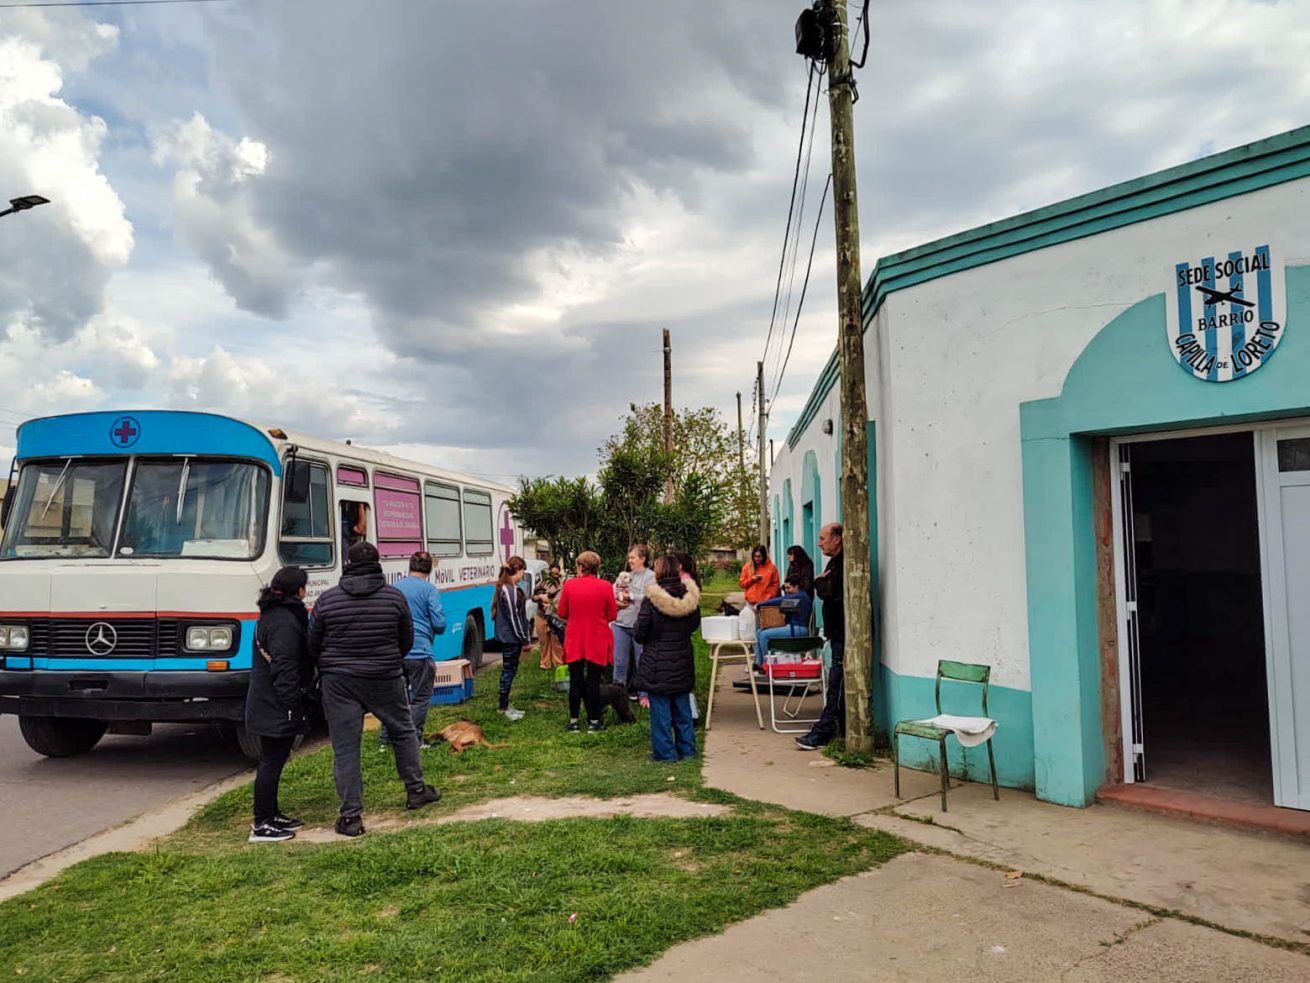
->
xmin=151 ymin=113 xmax=300 ymax=318
xmin=0 ymin=20 xmax=133 ymax=342
xmin=7 ymin=0 xmax=1310 ymax=483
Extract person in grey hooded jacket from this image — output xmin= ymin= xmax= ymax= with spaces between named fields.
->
xmin=309 ymin=540 xmax=441 ymax=836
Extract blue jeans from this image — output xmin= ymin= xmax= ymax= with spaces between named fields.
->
xmin=378 ymin=657 xmax=436 ymax=745
xmin=648 ymin=692 xmax=696 ymax=762
xmin=755 ymin=625 xmax=800 ymax=668
xmin=499 ymin=642 xmax=522 ymax=710
xmin=612 ymin=624 xmax=643 ymax=687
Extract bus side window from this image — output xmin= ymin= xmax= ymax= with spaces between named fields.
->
xmin=280 ymin=462 xmax=333 ymax=567
xmin=341 ymin=500 xmax=369 ymax=555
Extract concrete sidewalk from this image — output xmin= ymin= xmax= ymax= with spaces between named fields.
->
xmin=623 ymin=667 xmax=1310 ymax=980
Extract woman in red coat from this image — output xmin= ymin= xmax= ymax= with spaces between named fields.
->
xmin=555 ymin=550 xmax=618 ymax=732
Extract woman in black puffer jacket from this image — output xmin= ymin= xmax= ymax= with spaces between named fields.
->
xmin=245 ymin=566 xmax=313 ymax=843
xmin=634 ymin=554 xmax=701 ymax=762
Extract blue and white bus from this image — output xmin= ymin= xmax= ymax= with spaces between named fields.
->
xmin=0 ymin=410 xmax=527 ymax=758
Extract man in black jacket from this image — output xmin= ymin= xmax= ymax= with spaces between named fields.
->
xmin=309 ymin=541 xmax=441 ymax=836
xmin=796 ymin=522 xmax=845 ymax=751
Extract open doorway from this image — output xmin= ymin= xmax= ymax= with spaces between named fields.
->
xmin=1125 ymin=432 xmax=1272 ymax=804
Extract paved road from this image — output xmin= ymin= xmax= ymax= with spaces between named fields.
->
xmin=0 ymin=715 xmax=250 ymax=879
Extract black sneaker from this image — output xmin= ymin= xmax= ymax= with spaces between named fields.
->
xmin=794 ymin=735 xmax=823 ymax=751
xmin=335 ymin=816 xmax=365 ymax=837
xmin=271 ymin=813 xmax=304 ymax=831
xmin=249 ymin=821 xmax=295 ymax=843
xmin=588 ymin=719 xmax=607 ymax=733
xmin=566 ymin=721 xmax=580 ymax=733
xmin=406 ymin=784 xmax=442 ymax=810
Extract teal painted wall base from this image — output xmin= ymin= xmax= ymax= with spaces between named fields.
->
xmin=877 ymin=663 xmax=1036 ymax=791
xmin=1020 ymin=264 xmax=1309 ymax=807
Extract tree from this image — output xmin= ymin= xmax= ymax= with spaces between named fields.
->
xmin=506 ymin=475 xmax=602 ymax=567
xmin=510 ymin=405 xmax=747 ymax=575
xmin=602 ymin=403 xmax=759 ymax=551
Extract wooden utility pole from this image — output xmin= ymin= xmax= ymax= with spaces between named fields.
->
xmin=662 ymin=328 xmax=674 ymax=503
xmin=756 ymin=361 xmax=770 ymax=547
xmin=736 ymin=391 xmax=746 ymax=471
xmin=822 ymin=0 xmax=874 ymax=754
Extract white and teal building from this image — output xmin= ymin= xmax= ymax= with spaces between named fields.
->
xmin=770 ymin=125 xmax=1310 ymax=812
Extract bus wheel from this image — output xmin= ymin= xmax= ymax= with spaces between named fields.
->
xmin=462 ymin=614 xmax=483 ymax=671
xmin=18 ymin=716 xmax=108 ymax=757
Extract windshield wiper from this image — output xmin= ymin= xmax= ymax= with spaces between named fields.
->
xmin=40 ymin=460 xmax=72 ymax=519
xmin=175 ymin=457 xmax=191 ymax=524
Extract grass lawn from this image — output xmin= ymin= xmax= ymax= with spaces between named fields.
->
xmin=0 ymin=651 xmax=908 ymax=982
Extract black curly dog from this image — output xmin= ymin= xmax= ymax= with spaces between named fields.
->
xmin=598 ymin=682 xmax=636 ymax=724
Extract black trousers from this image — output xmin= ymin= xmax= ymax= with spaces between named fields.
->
xmin=568 ymin=660 xmax=602 ymax=721
xmin=252 ymin=734 xmax=296 ymax=824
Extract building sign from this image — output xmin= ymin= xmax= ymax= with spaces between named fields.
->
xmin=1166 ymin=243 xmax=1286 ymax=382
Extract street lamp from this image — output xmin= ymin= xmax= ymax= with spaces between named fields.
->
xmin=0 ymin=195 xmax=50 ymax=219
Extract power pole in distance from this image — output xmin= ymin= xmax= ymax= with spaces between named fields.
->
xmin=797 ymin=0 xmax=873 ymax=754
xmin=663 ymin=328 xmax=674 ymax=504
xmin=756 ymin=361 xmax=770 ymax=548
xmin=736 ymin=391 xmax=746 ymax=472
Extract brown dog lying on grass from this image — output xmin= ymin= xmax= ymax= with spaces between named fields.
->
xmin=426 ymin=720 xmax=510 ymax=754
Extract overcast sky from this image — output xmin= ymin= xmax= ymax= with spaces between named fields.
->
xmin=2 ymin=0 xmax=1308 ymax=481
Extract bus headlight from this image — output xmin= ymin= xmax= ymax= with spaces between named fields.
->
xmin=0 ymin=626 xmax=29 ymax=651
xmin=185 ymin=626 xmax=234 ymax=652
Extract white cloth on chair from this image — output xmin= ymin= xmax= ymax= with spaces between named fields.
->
xmin=916 ymin=714 xmax=998 ymax=748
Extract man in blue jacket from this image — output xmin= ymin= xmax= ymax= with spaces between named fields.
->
xmin=379 ymin=551 xmax=446 ymax=748
xmin=309 ymin=541 xmax=441 ymax=836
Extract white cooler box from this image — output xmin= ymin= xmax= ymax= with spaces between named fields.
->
xmin=701 ymin=616 xmax=740 ymax=642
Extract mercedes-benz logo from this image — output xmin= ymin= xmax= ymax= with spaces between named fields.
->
xmin=84 ymin=622 xmax=118 ymax=656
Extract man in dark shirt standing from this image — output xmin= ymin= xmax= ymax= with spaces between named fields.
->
xmin=796 ymin=522 xmax=845 ymax=751
xmin=309 ymin=541 xmax=441 ymax=836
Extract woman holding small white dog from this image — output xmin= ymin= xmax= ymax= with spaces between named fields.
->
xmin=610 ymin=543 xmax=655 ymax=691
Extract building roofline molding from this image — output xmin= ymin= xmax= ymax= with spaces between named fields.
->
xmin=786 ymin=123 xmax=1310 ymax=449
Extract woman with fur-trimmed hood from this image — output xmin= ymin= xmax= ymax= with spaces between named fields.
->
xmin=634 ymin=553 xmax=702 ymax=762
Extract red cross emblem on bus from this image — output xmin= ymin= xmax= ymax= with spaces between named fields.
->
xmin=498 ymin=506 xmax=515 ymax=560
xmin=110 ymin=416 xmax=141 ymax=448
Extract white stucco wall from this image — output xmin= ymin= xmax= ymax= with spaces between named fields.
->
xmin=777 ymin=176 xmax=1310 ymax=692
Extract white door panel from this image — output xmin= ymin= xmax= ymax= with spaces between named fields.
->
xmin=1260 ymin=428 xmax=1310 ymax=810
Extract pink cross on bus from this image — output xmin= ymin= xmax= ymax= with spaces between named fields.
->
xmin=499 ymin=507 xmax=515 ymax=560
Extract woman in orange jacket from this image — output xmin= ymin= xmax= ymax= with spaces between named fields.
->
xmin=739 ymin=545 xmax=780 ymax=605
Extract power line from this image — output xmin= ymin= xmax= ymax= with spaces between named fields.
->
xmin=770 ymin=173 xmax=832 ymax=407
xmin=771 ymin=74 xmax=823 ymax=399
xmin=0 ymin=0 xmax=231 ymax=7
xmin=759 ymin=61 xmax=816 ymax=391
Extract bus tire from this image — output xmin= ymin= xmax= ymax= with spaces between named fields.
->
xmin=234 ymin=724 xmax=305 ymax=763
xmin=462 ymin=614 xmax=483 ymax=671
xmin=18 ymin=715 xmax=108 ymax=758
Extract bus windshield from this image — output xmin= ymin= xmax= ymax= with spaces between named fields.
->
xmin=119 ymin=459 xmax=269 ymax=559
xmin=1 ymin=459 xmax=127 ymax=559
xmin=0 ymin=457 xmax=270 ymax=561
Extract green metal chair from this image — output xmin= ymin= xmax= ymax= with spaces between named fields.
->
xmin=893 ymin=660 xmax=999 ymax=812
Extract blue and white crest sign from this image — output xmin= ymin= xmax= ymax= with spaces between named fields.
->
xmin=1165 ymin=243 xmax=1286 ymax=382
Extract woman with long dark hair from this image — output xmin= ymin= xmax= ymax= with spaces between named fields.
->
xmin=492 ymin=555 xmax=530 ymax=721
xmin=784 ymin=545 xmax=816 ymax=597
xmin=635 ymin=554 xmax=702 ymax=761
xmin=739 ymin=544 xmax=780 ymax=605
xmin=246 ymin=565 xmax=313 ymax=843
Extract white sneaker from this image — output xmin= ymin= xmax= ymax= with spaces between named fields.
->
xmin=500 ymin=707 xmax=525 ymax=721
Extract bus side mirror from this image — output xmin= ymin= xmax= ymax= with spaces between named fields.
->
xmin=286 ymin=461 xmax=312 ymax=504
xmin=1 ymin=488 xmax=13 ymax=529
